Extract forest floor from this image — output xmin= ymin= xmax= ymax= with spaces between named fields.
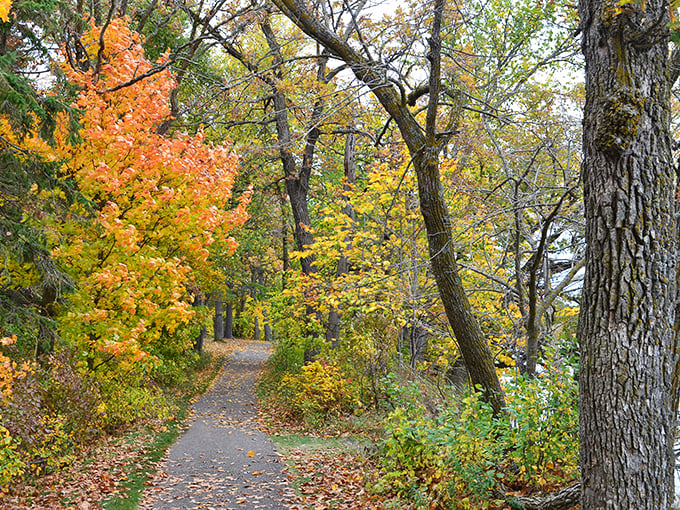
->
xmin=1 ymin=340 xmax=402 ymax=510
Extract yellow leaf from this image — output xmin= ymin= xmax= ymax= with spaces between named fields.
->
xmin=0 ymin=0 xmax=10 ymax=22
xmin=247 ymin=450 xmax=255 ymax=457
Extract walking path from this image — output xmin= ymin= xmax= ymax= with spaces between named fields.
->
xmin=140 ymin=341 xmax=295 ymax=510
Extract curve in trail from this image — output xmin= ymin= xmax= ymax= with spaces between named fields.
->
xmin=140 ymin=341 xmax=294 ymax=510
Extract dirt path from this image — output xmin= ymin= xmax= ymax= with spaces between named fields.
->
xmin=139 ymin=341 xmax=294 ymax=510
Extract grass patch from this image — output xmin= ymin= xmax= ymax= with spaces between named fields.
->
xmin=102 ymin=404 xmax=189 ymax=510
xmin=271 ymin=433 xmax=371 ymax=454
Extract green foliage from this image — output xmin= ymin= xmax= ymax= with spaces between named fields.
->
xmin=258 ymin=337 xmax=305 ymax=397
xmin=30 ymin=413 xmax=75 ymax=471
xmin=501 ymin=345 xmax=580 ymax=487
xmin=98 ymin=380 xmax=175 ymax=433
xmin=374 ymin=349 xmax=579 ymax=508
xmin=0 ymin=424 xmax=24 ymax=485
xmin=375 ymin=391 xmax=502 ymax=509
xmin=259 ymin=338 xmax=369 ymax=426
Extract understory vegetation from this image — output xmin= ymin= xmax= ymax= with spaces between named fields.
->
xmin=259 ymin=332 xmax=580 ymax=509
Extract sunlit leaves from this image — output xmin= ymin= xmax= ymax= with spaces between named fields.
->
xmin=49 ymin=18 xmax=249 ymax=371
xmin=0 ymin=0 xmax=10 ymax=22
xmin=0 ymin=336 xmax=34 ymax=403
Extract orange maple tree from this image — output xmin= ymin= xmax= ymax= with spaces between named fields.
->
xmin=49 ymin=18 xmax=249 ymax=372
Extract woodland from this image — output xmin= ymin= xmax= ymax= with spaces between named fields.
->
xmin=0 ymin=0 xmax=678 ymax=507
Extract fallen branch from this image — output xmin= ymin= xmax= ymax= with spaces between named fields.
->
xmin=506 ymin=482 xmax=581 ymax=510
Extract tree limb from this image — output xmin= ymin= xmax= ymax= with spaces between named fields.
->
xmin=507 ymin=481 xmax=580 ymax=510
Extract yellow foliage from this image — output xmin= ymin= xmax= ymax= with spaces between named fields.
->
xmin=0 ymin=425 xmax=24 ymax=485
xmin=281 ymin=359 xmax=360 ymax=422
xmin=0 ymin=0 xmax=10 ymax=22
xmin=0 ymin=336 xmax=34 ymax=404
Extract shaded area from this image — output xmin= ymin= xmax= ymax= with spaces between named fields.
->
xmin=140 ymin=341 xmax=294 ymax=510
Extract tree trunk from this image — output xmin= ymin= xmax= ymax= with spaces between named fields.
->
xmin=261 ymin=19 xmax=322 ymax=277
xmin=253 ymin=316 xmax=260 ymax=341
xmin=408 ymin=323 xmax=428 ymax=369
xmin=578 ymin=0 xmax=677 ymax=505
xmin=193 ymin=292 xmax=205 ymax=353
xmin=278 ymin=185 xmax=290 ymax=291
xmin=271 ymin=0 xmax=506 ymax=415
xmin=234 ymin=295 xmax=245 ymax=338
xmin=224 ymin=301 xmax=234 ymax=339
xmin=264 ymin=311 xmax=273 ymax=342
xmin=213 ymin=291 xmax=224 ymax=341
xmin=326 ymin=131 xmax=357 ymax=348
xmin=412 ymin=151 xmax=505 ymax=414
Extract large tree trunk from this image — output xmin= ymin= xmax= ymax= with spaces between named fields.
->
xmin=578 ymin=0 xmax=677 ymax=505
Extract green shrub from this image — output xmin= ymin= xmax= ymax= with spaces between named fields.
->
xmin=0 ymin=425 xmax=24 ymax=485
xmin=99 ymin=379 xmax=175 ymax=432
xmin=257 ymin=337 xmax=305 ymax=416
xmin=375 ymin=350 xmax=579 ymax=508
xmin=376 ymin=393 xmax=502 ymax=509
xmin=502 ymin=361 xmax=579 ymax=486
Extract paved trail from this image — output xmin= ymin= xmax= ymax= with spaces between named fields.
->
xmin=140 ymin=341 xmax=294 ymax=510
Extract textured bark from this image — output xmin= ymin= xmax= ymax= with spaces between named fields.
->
xmin=578 ymin=0 xmax=677 ymax=505
xmin=213 ymin=292 xmax=224 ymax=341
xmin=270 ymin=0 xmax=506 ymax=415
xmin=508 ymin=482 xmax=580 ymax=510
xmin=224 ymin=301 xmax=233 ymax=340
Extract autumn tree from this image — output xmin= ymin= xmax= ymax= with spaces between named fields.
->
xmin=49 ymin=18 xmax=249 ymax=374
xmin=262 ymin=0 xmax=493 ymax=414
